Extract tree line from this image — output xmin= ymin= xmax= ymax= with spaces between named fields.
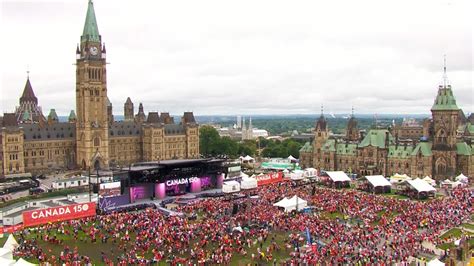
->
xmin=199 ymin=126 xmax=303 ymax=159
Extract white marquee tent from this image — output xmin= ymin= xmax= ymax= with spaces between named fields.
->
xmin=2 ymin=235 xmax=18 ymax=252
xmin=240 ymin=155 xmax=254 ymax=163
xmin=304 ymin=168 xmax=318 ymax=179
xmin=290 ymin=170 xmax=305 ymax=180
xmin=273 ymin=195 xmax=307 ymax=212
xmin=326 ymin=171 xmax=351 ymax=182
xmin=14 ymin=258 xmax=36 ymax=266
xmin=222 ymin=181 xmax=241 ymax=193
xmin=455 ymin=173 xmax=469 ymax=183
xmin=405 ymin=178 xmax=436 ymax=193
xmin=423 ymin=176 xmax=436 ymax=186
xmin=427 ymin=258 xmax=445 ymax=266
xmin=240 ymin=177 xmax=258 ymax=190
xmin=365 ymin=175 xmax=392 ymax=188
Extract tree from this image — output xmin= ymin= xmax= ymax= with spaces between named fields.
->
xmin=199 ymin=126 xmax=220 ymax=156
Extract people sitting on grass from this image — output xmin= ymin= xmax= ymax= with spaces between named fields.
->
xmin=12 ymin=183 xmax=472 ymax=265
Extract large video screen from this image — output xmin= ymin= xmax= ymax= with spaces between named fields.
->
xmin=99 ymin=181 xmax=121 ymax=198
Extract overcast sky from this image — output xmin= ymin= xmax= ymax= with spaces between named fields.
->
xmin=0 ymin=0 xmax=472 ymax=116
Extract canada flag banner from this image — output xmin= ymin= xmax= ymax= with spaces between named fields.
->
xmin=22 ymin=202 xmax=96 ymax=227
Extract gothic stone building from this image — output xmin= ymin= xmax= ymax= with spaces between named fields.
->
xmin=0 ymin=1 xmax=199 ymax=177
xmin=300 ymin=82 xmax=474 ymax=181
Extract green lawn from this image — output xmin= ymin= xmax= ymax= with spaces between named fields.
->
xmin=320 ymin=211 xmax=345 ymax=220
xmin=461 ymin=223 xmax=474 ymax=231
xmin=4 ymin=225 xmax=295 ymax=265
xmin=437 ymin=227 xmax=474 ymax=250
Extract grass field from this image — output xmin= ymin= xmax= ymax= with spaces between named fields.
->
xmin=437 ymin=227 xmax=474 ymax=250
xmin=1 ymin=224 xmax=294 ymax=265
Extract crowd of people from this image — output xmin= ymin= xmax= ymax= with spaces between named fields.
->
xmin=12 ymin=181 xmax=473 ymax=265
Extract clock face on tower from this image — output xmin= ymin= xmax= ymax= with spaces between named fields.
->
xmin=89 ymin=46 xmax=98 ymax=55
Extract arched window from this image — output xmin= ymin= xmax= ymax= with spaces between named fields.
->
xmin=436 ymin=129 xmax=447 ymax=144
xmin=94 ymin=137 xmax=100 ymax=147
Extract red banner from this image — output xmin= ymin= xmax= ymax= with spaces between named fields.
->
xmin=22 ymin=202 xmax=96 ymax=227
xmin=0 ymin=224 xmax=23 ymax=234
xmin=256 ymin=172 xmax=283 ymax=186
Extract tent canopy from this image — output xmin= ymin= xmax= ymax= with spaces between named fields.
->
xmin=427 ymin=258 xmax=445 ymax=266
xmin=241 ymin=177 xmax=258 ymax=189
xmin=405 ymin=178 xmax=436 ymax=193
xmin=455 ymin=173 xmax=469 ymax=182
xmin=242 ymin=155 xmax=254 ymax=161
xmin=14 ymin=258 xmax=36 ymax=266
xmin=222 ymin=181 xmax=241 ymax=193
xmin=2 ymin=235 xmax=18 ymax=252
xmin=365 ymin=175 xmax=392 ymax=187
xmin=288 ymin=155 xmax=297 ymax=161
xmin=326 ymin=171 xmax=351 ymax=182
xmin=273 ymin=195 xmax=307 ymax=212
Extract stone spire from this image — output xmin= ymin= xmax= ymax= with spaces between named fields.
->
xmin=124 ymin=97 xmax=134 ymax=121
xmin=135 ymin=103 xmax=146 ymax=123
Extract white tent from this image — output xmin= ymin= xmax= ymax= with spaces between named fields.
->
xmin=273 ymin=195 xmax=307 ymax=212
xmin=390 ymin=173 xmax=411 ymax=184
xmin=14 ymin=258 xmax=36 ymax=266
xmin=2 ymin=235 xmax=18 ymax=252
xmin=222 ymin=181 xmax=241 ymax=193
xmin=427 ymin=258 xmax=445 ymax=266
xmin=365 ymin=175 xmax=392 ymax=188
xmin=0 ymin=257 xmax=15 ymax=266
xmin=304 ymin=168 xmax=317 ymax=178
xmin=241 ymin=155 xmax=254 ymax=162
xmin=455 ymin=173 xmax=469 ymax=183
xmin=405 ymin=178 xmax=436 ymax=193
xmin=423 ymin=176 xmax=436 ymax=186
xmin=290 ymin=170 xmax=305 ymax=180
xmin=0 ymin=248 xmax=13 ymax=260
xmin=240 ymin=177 xmax=258 ymax=190
xmin=240 ymin=172 xmax=249 ymax=179
xmin=288 ymin=155 xmax=298 ymax=161
xmin=326 ymin=171 xmax=351 ymax=182
xmin=452 ymin=181 xmax=463 ymax=188
xmin=273 ymin=197 xmax=290 ymax=208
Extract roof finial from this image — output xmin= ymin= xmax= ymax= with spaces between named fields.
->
xmin=351 ymin=105 xmax=354 ymax=117
xmin=26 ymin=64 xmax=30 ymax=79
xmin=321 ymin=104 xmax=324 ymax=116
xmin=443 ymin=54 xmax=449 ymax=88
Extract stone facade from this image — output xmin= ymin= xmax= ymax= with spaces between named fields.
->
xmin=0 ymin=1 xmax=199 ymax=177
xmin=300 ymin=83 xmax=473 ymax=181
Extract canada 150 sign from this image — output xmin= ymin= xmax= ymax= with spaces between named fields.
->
xmin=165 ymin=177 xmax=199 ymax=187
xmin=22 ymin=202 xmax=96 ymax=227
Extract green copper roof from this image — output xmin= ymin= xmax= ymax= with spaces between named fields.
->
xmin=299 ymin=142 xmax=313 ymax=153
xmin=431 ymin=85 xmax=459 ymax=111
xmin=466 ymin=123 xmax=474 ymax=135
xmin=48 ymin=109 xmax=58 ymax=120
xmin=22 ymin=110 xmax=30 ymax=121
xmin=321 ymin=139 xmax=336 ymax=152
xmin=336 ymin=143 xmax=357 ymax=155
xmin=358 ymin=129 xmax=394 ymax=149
xmin=388 ymin=145 xmax=414 ymax=158
xmin=68 ymin=110 xmax=76 ymax=120
xmin=81 ymin=0 xmax=100 ymax=43
xmin=456 ymin=142 xmax=472 ymax=156
xmin=411 ymin=142 xmax=432 ymax=157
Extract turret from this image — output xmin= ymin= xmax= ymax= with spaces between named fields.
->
xmin=124 ymin=97 xmax=134 ymax=121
